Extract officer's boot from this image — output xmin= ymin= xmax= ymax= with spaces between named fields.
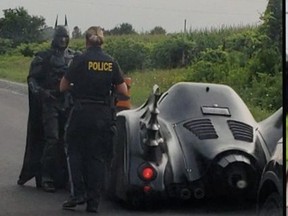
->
xmin=86 ymin=185 xmax=101 ymax=213
xmin=86 ymin=199 xmax=99 ymax=213
xmin=62 ymin=196 xmax=86 ymax=209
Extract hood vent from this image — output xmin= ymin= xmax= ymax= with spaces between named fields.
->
xmin=184 ymin=119 xmax=218 ymax=140
xmin=227 ymin=120 xmax=253 ymax=142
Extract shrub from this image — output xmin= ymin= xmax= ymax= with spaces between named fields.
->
xmin=151 ymin=35 xmax=195 ymax=69
xmin=0 ymin=38 xmax=13 ymax=54
xmin=104 ymin=37 xmax=150 ymax=72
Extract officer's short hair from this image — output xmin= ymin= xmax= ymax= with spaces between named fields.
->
xmin=85 ymin=26 xmax=104 ymax=45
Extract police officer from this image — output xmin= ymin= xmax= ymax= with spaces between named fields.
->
xmin=17 ymin=18 xmax=75 ymax=192
xmin=60 ymin=26 xmax=128 ymax=213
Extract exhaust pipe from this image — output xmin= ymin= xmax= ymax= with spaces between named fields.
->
xmin=180 ymin=188 xmax=191 ymax=200
xmin=194 ymin=187 xmax=205 ymax=199
xmin=236 ymin=180 xmax=247 ymax=189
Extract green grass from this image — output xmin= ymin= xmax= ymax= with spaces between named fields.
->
xmin=127 ymin=68 xmax=274 ymax=121
xmin=0 ymin=55 xmax=32 ymax=82
xmin=127 ymin=68 xmax=189 ymax=106
xmin=0 ymin=54 xmax=275 ymax=121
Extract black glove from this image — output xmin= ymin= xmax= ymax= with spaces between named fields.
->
xmin=39 ymin=89 xmax=57 ymax=100
xmin=28 ymin=79 xmax=41 ymax=95
xmin=63 ymin=92 xmax=74 ymax=110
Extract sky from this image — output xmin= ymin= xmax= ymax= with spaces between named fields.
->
xmin=0 ymin=0 xmax=268 ymax=33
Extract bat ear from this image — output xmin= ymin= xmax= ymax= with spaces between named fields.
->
xmin=65 ymin=15 xmax=68 ymax=26
xmin=54 ymin=14 xmax=58 ymax=28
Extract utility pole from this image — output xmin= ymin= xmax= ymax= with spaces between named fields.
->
xmin=184 ymin=19 xmax=187 ymax=33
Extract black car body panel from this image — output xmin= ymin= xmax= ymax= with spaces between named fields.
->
xmin=108 ymin=82 xmax=283 ymax=205
xmin=257 ymin=138 xmax=283 ymax=215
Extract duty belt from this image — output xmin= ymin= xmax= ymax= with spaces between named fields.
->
xmin=77 ymin=99 xmax=106 ymax=105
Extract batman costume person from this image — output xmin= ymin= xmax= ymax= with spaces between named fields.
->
xmin=17 ymin=16 xmax=77 ymax=192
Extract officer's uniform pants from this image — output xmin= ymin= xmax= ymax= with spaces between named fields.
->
xmin=65 ymin=103 xmax=113 ymax=202
xmin=41 ymin=100 xmax=67 ymax=187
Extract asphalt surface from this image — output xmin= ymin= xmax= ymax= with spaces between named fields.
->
xmin=0 ymin=79 xmax=28 ymax=95
xmin=0 ymin=79 xmax=260 ymax=215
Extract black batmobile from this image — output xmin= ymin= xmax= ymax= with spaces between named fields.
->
xmin=107 ymin=82 xmax=283 ymax=207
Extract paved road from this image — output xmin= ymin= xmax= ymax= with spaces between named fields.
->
xmin=0 ymin=81 xmax=258 ymax=215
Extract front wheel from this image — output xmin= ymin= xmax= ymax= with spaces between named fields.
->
xmin=259 ymin=192 xmax=283 ymax=216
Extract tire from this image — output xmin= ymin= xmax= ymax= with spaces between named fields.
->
xmin=259 ymin=192 xmax=283 ymax=216
xmin=106 ymin=117 xmax=127 ymax=201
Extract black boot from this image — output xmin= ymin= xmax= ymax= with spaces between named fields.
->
xmin=86 ymin=199 xmax=99 ymax=213
xmin=35 ymin=175 xmax=42 ymax=188
xmin=62 ymin=196 xmax=86 ymax=209
xmin=42 ymin=182 xmax=56 ymax=192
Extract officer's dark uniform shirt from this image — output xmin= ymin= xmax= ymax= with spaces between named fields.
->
xmin=64 ymin=46 xmax=124 ymax=102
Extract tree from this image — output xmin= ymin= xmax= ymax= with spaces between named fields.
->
xmin=259 ymin=0 xmax=282 ymax=52
xmin=150 ymin=26 xmax=166 ymax=35
xmin=72 ymin=26 xmax=82 ymax=39
xmin=108 ymin=23 xmax=137 ymax=35
xmin=41 ymin=26 xmax=54 ymax=40
xmin=0 ymin=7 xmax=46 ymax=46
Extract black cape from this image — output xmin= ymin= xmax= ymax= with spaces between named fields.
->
xmin=18 ymin=89 xmax=44 ymax=187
